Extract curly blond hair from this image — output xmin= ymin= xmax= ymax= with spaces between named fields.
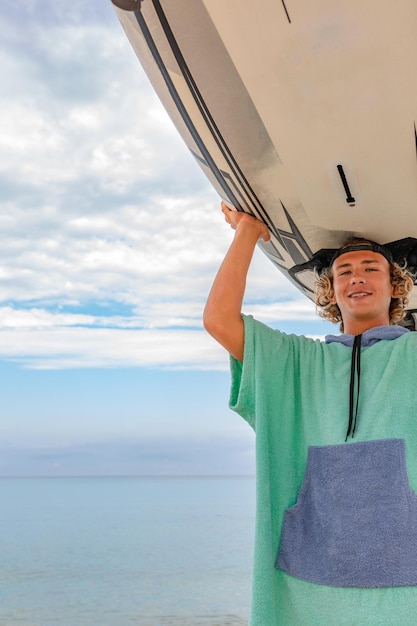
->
xmin=314 ymin=242 xmax=415 ymax=331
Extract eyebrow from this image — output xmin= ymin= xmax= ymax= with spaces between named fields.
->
xmin=334 ymin=259 xmax=383 ymax=270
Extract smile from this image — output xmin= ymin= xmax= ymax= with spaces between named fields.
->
xmin=349 ymin=292 xmax=371 ymax=299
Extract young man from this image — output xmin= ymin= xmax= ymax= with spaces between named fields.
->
xmin=204 ymin=202 xmax=417 ymax=625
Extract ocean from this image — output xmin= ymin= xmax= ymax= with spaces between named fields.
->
xmin=0 ymin=476 xmax=255 ymax=626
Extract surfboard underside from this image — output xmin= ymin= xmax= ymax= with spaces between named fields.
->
xmin=111 ymin=0 xmax=417 ymax=328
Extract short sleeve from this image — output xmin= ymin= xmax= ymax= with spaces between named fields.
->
xmin=229 ymin=314 xmax=287 ymax=430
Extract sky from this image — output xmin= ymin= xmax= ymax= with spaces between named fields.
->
xmin=0 ymin=0 xmax=335 ymax=476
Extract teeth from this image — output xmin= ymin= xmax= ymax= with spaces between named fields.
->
xmin=350 ymin=292 xmax=368 ymax=298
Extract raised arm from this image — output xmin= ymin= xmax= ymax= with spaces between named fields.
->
xmin=203 ymin=202 xmax=270 ymax=362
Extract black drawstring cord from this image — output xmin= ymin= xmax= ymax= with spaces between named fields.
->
xmin=346 ymin=334 xmax=362 ymax=441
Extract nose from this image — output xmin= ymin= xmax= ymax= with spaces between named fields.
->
xmin=350 ymin=270 xmax=365 ymax=284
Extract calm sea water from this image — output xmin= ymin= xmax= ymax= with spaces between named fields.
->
xmin=0 ymin=476 xmax=255 ymax=626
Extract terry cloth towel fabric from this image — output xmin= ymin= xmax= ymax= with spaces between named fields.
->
xmin=325 ymin=325 xmax=410 ymax=439
xmin=325 ymin=325 xmax=409 ymax=347
xmin=276 ymin=439 xmax=417 ymax=587
xmin=230 ymin=316 xmax=417 ymax=624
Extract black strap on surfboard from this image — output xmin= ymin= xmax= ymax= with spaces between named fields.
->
xmin=289 ymin=237 xmax=417 ymax=276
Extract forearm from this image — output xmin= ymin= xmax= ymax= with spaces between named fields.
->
xmin=204 ymin=217 xmax=264 ymax=361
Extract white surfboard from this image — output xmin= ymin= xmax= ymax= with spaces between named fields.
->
xmin=111 ymin=0 xmax=417 ymax=328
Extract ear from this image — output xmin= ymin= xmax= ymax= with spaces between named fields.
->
xmin=329 ymin=290 xmax=337 ymax=305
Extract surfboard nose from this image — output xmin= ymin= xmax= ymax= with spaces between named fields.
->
xmin=111 ymin=0 xmax=142 ymax=11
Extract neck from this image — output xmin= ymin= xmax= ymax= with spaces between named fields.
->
xmin=343 ymin=316 xmax=390 ymax=335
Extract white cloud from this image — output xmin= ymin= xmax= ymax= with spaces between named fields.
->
xmin=0 ymin=1 xmax=318 ymax=370
xmin=0 ymin=307 xmax=94 ymax=329
xmin=0 ymin=300 xmax=328 ymax=371
xmin=247 ymin=299 xmax=318 ymax=323
xmin=0 ymin=326 xmax=228 ymax=371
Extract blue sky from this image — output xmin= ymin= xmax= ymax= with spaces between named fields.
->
xmin=0 ymin=0 xmax=335 ymax=476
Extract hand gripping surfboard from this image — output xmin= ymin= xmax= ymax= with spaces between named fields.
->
xmin=111 ymin=0 xmax=417 ymax=329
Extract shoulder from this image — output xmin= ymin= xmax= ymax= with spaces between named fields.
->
xmin=394 ymin=330 xmax=417 ymax=352
xmin=243 ymin=314 xmax=324 ymax=353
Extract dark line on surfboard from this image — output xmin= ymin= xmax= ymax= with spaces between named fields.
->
xmin=414 ymin=122 xmax=417 ymax=158
xmin=192 ymin=148 xmax=311 ymax=263
xmin=133 ymin=10 xmax=232 ymax=202
xmin=281 ymin=0 xmax=291 ymax=23
xmin=132 ymin=4 xmax=281 ymax=253
xmin=151 ymin=0 xmax=267 ymax=219
xmin=192 ymin=150 xmax=282 ymax=261
xmin=337 ymin=165 xmax=355 ymax=206
xmin=149 ymin=0 xmax=310 ymax=264
xmin=136 ymin=1 xmax=312 ymax=269
xmin=280 ymin=202 xmax=312 ymax=258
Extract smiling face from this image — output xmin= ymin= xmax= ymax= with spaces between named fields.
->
xmin=330 ymin=250 xmax=395 ymax=335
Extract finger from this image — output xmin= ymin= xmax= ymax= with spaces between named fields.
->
xmin=221 ymin=201 xmax=232 ymax=215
